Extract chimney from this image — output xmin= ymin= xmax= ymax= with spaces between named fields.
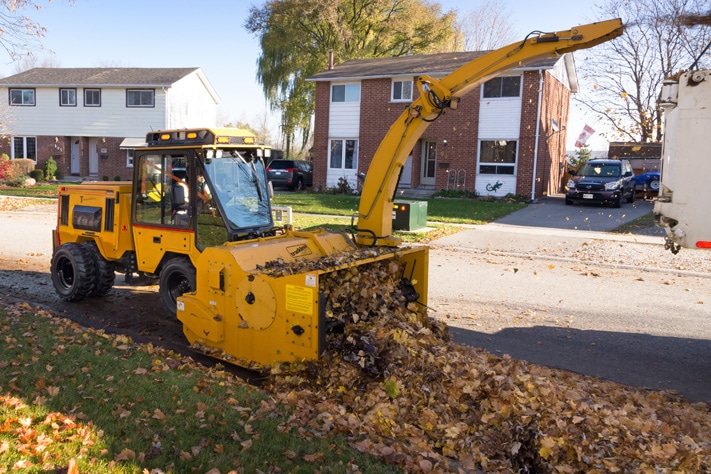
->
xmin=328 ymin=49 xmax=334 ymax=70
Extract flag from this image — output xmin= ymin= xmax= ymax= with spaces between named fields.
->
xmin=574 ymin=124 xmax=595 ymax=148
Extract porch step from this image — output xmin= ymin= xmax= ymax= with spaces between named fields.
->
xmin=397 ymin=185 xmax=435 ymax=199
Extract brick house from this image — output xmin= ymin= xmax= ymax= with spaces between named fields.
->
xmin=307 ymin=52 xmax=577 ymax=199
xmin=0 ymin=68 xmax=219 ymax=180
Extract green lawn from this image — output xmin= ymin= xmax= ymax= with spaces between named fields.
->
xmin=272 ymin=192 xmax=527 ymax=224
xmin=1 ymin=183 xmax=527 ymax=226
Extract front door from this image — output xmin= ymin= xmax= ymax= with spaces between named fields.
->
xmin=88 ymin=138 xmax=99 ymax=177
xmin=70 ymin=137 xmax=80 ymax=175
xmin=421 ymin=141 xmax=436 ymax=186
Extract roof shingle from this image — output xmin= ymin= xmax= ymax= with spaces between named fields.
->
xmin=0 ymin=67 xmax=200 ymax=86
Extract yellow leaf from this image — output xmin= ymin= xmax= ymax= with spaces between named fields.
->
xmin=115 ymin=448 xmax=136 ymax=461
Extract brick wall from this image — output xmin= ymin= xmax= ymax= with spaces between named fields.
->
xmin=312 ymin=81 xmax=331 ymax=188
xmin=312 ymin=68 xmax=571 ymax=199
xmin=0 ymin=136 xmax=134 ymax=181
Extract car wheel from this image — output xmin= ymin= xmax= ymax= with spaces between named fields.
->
xmin=293 ymin=178 xmax=304 ymax=191
xmin=159 ymin=257 xmax=196 ymax=317
xmin=612 ymin=195 xmax=622 ymax=208
xmin=565 ymin=198 xmax=573 ymax=206
xmin=51 ymin=243 xmax=96 ymax=302
xmin=649 ymin=179 xmax=660 ymax=191
xmin=627 ymin=189 xmax=635 ymax=204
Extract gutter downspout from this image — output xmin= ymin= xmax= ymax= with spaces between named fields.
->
xmin=531 ymin=70 xmax=544 ymax=202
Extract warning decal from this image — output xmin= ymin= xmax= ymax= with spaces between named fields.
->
xmin=285 ymin=284 xmax=314 ymax=315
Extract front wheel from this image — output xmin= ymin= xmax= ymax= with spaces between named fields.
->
xmin=83 ymin=241 xmax=115 ymax=297
xmin=649 ymin=179 xmax=660 ymax=191
xmin=159 ymin=257 xmax=196 ymax=316
xmin=51 ymin=243 xmax=96 ymax=302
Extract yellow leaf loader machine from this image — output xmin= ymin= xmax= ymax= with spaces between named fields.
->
xmin=51 ymin=19 xmax=623 ymax=368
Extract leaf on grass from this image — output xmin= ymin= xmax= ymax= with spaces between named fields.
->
xmin=114 ymin=448 xmax=136 ymax=461
xmin=303 ymin=452 xmax=326 ymax=462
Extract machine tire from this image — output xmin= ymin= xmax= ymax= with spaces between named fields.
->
xmin=649 ymin=179 xmax=660 ymax=191
xmin=627 ymin=188 xmax=635 ymax=204
xmin=612 ymin=195 xmax=622 ymax=208
xmin=159 ymin=257 xmax=196 ymax=316
xmin=83 ymin=241 xmax=115 ymax=297
xmin=51 ymin=243 xmax=96 ymax=302
xmin=292 ymin=177 xmax=304 ymax=191
xmin=565 ymin=198 xmax=573 ymax=206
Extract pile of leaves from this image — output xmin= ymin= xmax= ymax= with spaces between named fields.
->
xmin=265 ymin=258 xmax=711 ymax=472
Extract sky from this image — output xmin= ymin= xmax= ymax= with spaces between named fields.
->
xmin=1 ymin=0 xmax=614 ymax=150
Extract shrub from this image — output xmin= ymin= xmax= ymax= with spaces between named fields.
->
xmin=334 ymin=176 xmax=352 ymax=194
xmin=11 ymin=158 xmax=35 ymax=176
xmin=102 ymin=176 xmax=109 ymax=181
xmin=43 ymin=157 xmax=58 ymax=180
xmin=29 ymin=169 xmax=45 ymax=182
xmin=114 ymin=176 xmax=121 ymax=181
xmin=3 ymin=159 xmax=32 ymax=183
xmin=433 ymin=189 xmax=478 ymax=199
xmin=0 ymin=155 xmax=10 ymax=181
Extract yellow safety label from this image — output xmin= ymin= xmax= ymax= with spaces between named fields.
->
xmin=285 ymin=284 xmax=314 ymax=315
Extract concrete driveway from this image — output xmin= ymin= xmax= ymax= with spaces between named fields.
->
xmin=494 ymin=194 xmax=662 ymax=234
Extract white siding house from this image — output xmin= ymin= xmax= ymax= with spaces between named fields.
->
xmin=0 ymin=67 xmax=219 ymax=180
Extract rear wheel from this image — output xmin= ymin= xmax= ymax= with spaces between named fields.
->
xmin=51 ymin=243 xmax=96 ymax=302
xmin=627 ymin=188 xmax=635 ymax=204
xmin=159 ymin=257 xmax=196 ymax=316
xmin=292 ymin=177 xmax=304 ymax=191
xmin=649 ymin=179 xmax=660 ymax=191
xmin=83 ymin=241 xmax=115 ymax=297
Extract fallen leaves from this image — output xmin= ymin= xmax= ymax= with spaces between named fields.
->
xmin=265 ymin=258 xmax=711 ymax=473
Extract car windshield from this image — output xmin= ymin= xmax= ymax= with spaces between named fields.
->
xmin=203 ymin=150 xmax=273 ymax=231
xmin=577 ymin=163 xmax=620 ymax=178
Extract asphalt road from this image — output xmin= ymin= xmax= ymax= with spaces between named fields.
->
xmin=2 ymin=195 xmax=710 ymax=404
xmin=428 ymin=196 xmax=711 ymax=403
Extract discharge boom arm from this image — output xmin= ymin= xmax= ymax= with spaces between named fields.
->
xmin=355 ymin=18 xmax=624 ymax=247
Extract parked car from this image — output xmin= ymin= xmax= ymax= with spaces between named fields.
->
xmin=634 ymin=171 xmax=661 ymax=192
xmin=266 ymin=159 xmax=313 ymax=191
xmin=565 ymin=159 xmax=636 ymax=208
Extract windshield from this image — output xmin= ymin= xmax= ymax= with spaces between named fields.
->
xmin=577 ymin=162 xmax=621 ymax=178
xmin=203 ymin=150 xmax=273 ymax=231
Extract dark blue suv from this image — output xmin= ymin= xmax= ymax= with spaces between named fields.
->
xmin=565 ymin=159 xmax=635 ymax=208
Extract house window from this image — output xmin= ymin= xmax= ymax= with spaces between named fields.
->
xmin=329 ymin=139 xmax=358 ymax=170
xmin=9 ymin=88 xmax=35 ymax=106
xmin=84 ymin=88 xmax=101 ymax=107
xmin=392 ymin=79 xmax=413 ymax=101
xmin=12 ymin=136 xmax=37 ymax=161
xmin=479 ymin=140 xmax=517 ymax=175
xmin=126 ymin=148 xmax=134 ymax=167
xmin=60 ymin=88 xmax=77 ymax=106
xmin=482 ymin=76 xmax=521 ymax=98
xmin=127 ymin=89 xmax=155 ymax=107
xmin=331 ymin=84 xmax=360 ymax=103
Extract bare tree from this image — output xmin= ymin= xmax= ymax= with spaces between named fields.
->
xmin=450 ymin=0 xmax=517 ymax=51
xmin=575 ymin=0 xmax=711 ymax=143
xmin=13 ymin=54 xmax=60 ymax=73
xmin=0 ymin=1 xmax=71 ymax=62
xmin=0 ymin=1 xmax=70 ymax=135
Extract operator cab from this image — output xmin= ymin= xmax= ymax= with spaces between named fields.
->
xmin=132 ymin=128 xmax=276 ymax=248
